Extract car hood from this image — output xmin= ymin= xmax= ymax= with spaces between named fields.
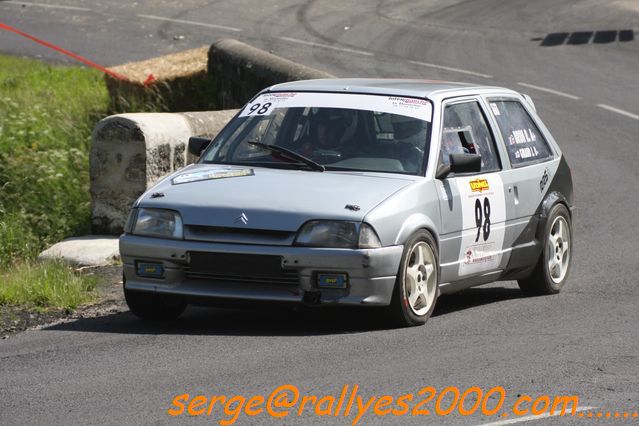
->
xmin=138 ymin=164 xmax=417 ymax=231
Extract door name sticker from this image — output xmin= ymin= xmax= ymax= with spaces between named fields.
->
xmin=456 ymin=174 xmax=506 ymax=276
xmin=514 ymin=146 xmax=540 ymax=160
xmin=508 ymin=129 xmax=537 ymax=145
xmin=508 ymin=128 xmax=542 ymax=161
xmin=239 ymin=92 xmax=433 ymax=121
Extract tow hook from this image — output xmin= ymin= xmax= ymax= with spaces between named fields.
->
xmin=302 ymin=291 xmax=322 ymax=306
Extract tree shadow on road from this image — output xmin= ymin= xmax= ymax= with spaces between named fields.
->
xmin=42 ymin=285 xmax=525 ymax=337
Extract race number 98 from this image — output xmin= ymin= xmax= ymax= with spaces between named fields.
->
xmin=246 ymin=102 xmax=272 ymax=116
xmin=474 ymin=197 xmax=491 ymax=242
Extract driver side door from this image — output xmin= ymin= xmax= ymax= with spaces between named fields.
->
xmin=435 ymin=98 xmax=511 ymax=288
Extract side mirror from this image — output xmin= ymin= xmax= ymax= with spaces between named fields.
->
xmin=188 ymin=136 xmax=211 ymax=157
xmin=450 ymin=153 xmax=481 ymax=174
xmin=436 ymin=153 xmax=482 ymax=179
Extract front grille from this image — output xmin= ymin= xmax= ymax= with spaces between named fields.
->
xmin=183 ymin=225 xmax=295 ymax=245
xmin=185 ymin=252 xmax=299 ymax=286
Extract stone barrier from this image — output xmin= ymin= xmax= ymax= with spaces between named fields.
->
xmin=208 ymin=38 xmax=335 ymax=109
xmin=90 ymin=110 xmax=237 ymax=234
xmin=91 ymin=39 xmax=335 ymax=235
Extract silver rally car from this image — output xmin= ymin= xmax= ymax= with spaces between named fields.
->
xmin=120 ymin=78 xmax=574 ymax=326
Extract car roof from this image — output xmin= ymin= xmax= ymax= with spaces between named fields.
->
xmin=265 ymin=78 xmax=517 ymax=99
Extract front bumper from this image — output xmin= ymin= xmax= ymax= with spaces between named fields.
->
xmin=120 ymin=235 xmax=403 ymax=306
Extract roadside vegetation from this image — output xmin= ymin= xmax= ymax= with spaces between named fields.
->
xmin=0 ymin=260 xmax=97 ymax=311
xmin=0 ymin=55 xmax=113 ymax=310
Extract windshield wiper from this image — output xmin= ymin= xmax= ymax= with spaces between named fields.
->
xmin=247 ymin=141 xmax=325 ymax=172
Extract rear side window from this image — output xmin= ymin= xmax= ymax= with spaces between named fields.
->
xmin=489 ymin=100 xmax=553 ymax=166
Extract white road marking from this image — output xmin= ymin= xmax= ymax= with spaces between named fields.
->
xmin=478 ymin=406 xmax=596 ymax=426
xmin=517 ymin=82 xmax=581 ymax=100
xmin=137 ymin=14 xmax=242 ymax=32
xmin=597 ymin=104 xmax=639 ymax=121
xmin=2 ymin=1 xmax=90 ymax=11
xmin=409 ymin=60 xmax=492 ymax=78
xmin=278 ymin=37 xmax=374 ymax=56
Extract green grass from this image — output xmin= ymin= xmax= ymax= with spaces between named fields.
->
xmin=0 ymin=55 xmax=110 ymax=267
xmin=0 ymin=55 xmax=109 ymax=309
xmin=0 ymin=55 xmax=179 ymax=310
xmin=0 ymin=260 xmax=97 ymax=310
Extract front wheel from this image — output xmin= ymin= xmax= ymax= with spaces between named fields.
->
xmin=389 ymin=230 xmax=439 ymax=327
xmin=123 ymin=278 xmax=187 ymax=320
xmin=518 ymin=203 xmax=572 ymax=295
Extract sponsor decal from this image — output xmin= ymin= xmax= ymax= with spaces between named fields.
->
xmin=240 ymin=92 xmax=432 ymax=121
xmin=469 ymin=178 xmax=490 ymax=193
xmin=172 ymin=168 xmax=254 ymax=185
xmin=540 ymin=169 xmax=549 ymax=192
xmin=387 ymin=96 xmax=430 ymax=106
xmin=463 ymin=243 xmax=496 ymax=265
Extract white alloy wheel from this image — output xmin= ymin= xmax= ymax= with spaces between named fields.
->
xmin=518 ymin=203 xmax=572 ymax=296
xmin=547 ymin=216 xmax=570 ymax=284
xmin=404 ymin=242 xmax=438 ymax=316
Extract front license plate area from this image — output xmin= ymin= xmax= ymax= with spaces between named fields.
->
xmin=317 ymin=273 xmax=348 ymax=289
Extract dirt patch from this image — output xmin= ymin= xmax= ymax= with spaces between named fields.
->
xmin=0 ymin=265 xmax=126 ymax=339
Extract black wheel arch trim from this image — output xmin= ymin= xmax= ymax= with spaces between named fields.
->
xmin=501 ymin=155 xmax=574 ymax=280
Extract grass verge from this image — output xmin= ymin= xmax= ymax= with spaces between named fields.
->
xmin=0 ymin=260 xmax=97 ymax=311
xmin=0 ymin=55 xmax=109 ymax=266
xmin=0 ymin=55 xmax=110 ymax=311
xmin=0 ymin=53 xmax=189 ymax=314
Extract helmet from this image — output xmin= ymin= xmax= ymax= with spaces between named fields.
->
xmin=310 ymin=108 xmax=358 ymax=149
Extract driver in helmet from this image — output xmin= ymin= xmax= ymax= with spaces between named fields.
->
xmin=299 ymin=108 xmax=358 ymax=159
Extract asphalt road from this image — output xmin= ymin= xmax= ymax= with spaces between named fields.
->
xmin=1 ymin=1 xmax=639 ymax=425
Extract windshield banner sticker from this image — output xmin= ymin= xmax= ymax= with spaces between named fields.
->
xmin=172 ymin=168 xmax=254 ymax=185
xmin=239 ymin=92 xmax=433 ymax=121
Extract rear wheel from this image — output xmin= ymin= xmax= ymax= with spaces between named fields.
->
xmin=518 ymin=204 xmax=572 ymax=295
xmin=390 ymin=230 xmax=439 ymax=327
xmin=123 ymin=278 xmax=187 ymax=320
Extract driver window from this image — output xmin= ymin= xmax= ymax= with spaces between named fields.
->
xmin=440 ymin=101 xmax=501 ymax=173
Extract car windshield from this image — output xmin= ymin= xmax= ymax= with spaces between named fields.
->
xmin=201 ymin=92 xmax=432 ymax=175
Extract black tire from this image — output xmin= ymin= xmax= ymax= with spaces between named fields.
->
xmin=123 ymin=279 xmax=187 ymax=321
xmin=389 ymin=230 xmax=440 ymax=327
xmin=518 ymin=203 xmax=572 ymax=296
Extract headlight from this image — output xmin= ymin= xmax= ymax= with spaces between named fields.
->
xmin=358 ymin=223 xmax=382 ymax=249
xmin=131 ymin=208 xmax=183 ymax=239
xmin=294 ymin=221 xmax=381 ymax=249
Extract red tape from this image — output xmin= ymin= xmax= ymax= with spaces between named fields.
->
xmin=0 ymin=21 xmax=153 ymax=84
